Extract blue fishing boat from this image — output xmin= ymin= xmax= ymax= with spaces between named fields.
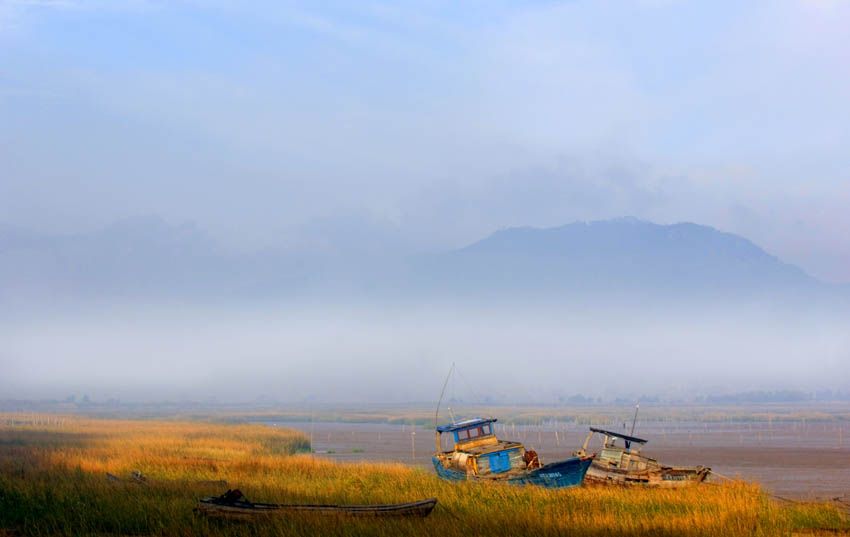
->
xmin=432 ymin=417 xmax=593 ymax=488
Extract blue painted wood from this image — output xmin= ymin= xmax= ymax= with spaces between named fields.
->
xmin=431 ymin=456 xmax=592 ymax=489
xmin=437 ymin=418 xmax=497 ymax=433
xmin=432 ymin=459 xmax=468 ymax=482
xmin=489 ymin=451 xmax=510 ymax=473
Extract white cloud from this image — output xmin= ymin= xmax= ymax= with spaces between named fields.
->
xmin=2 ymin=0 xmax=849 ymax=280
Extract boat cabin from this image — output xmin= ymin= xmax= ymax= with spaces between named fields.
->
xmin=576 ymin=427 xmax=658 ymax=472
xmin=575 ymin=427 xmax=711 ymax=486
xmin=434 ymin=418 xmax=529 ymax=477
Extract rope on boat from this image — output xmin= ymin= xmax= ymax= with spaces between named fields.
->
xmin=453 ymin=365 xmax=484 ymax=406
xmin=438 ymin=504 xmax=463 ymax=521
xmin=768 ymin=494 xmax=850 ymax=515
xmin=709 ymin=471 xmax=733 ymax=481
xmin=706 ymin=471 xmax=849 ymax=514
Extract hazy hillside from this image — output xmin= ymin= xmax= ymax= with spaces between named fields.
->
xmin=2 ymin=217 xmax=848 ymax=401
xmin=0 ymin=217 xmax=315 ymax=302
xmin=0 ymin=216 xmax=839 ymax=305
xmin=420 ymin=217 xmax=821 ymax=301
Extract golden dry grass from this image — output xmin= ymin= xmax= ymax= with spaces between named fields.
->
xmin=0 ymin=413 xmax=846 ymax=536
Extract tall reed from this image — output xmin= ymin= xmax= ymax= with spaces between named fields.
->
xmin=0 ymin=413 xmax=846 ymax=537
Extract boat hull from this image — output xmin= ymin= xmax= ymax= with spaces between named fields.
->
xmin=584 ymin=463 xmax=710 ymax=487
xmin=432 ymin=455 xmax=593 ymax=489
xmin=197 ymin=497 xmax=438 ymax=519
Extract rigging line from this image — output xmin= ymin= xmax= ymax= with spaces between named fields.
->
xmin=434 ymin=363 xmax=455 ymax=430
xmin=451 ymin=364 xmax=455 ymax=404
xmin=454 ymin=364 xmax=484 ymax=406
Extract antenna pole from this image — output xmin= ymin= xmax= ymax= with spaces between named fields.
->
xmin=435 ymin=362 xmax=455 ymax=453
xmin=630 ymin=404 xmax=640 ymax=437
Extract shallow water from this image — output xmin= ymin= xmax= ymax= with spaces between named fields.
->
xmin=268 ymin=420 xmax=850 ymax=500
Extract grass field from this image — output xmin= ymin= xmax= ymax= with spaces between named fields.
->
xmin=208 ymin=403 xmax=850 ymax=427
xmin=13 ymin=401 xmax=850 ymax=427
xmin=1 ymin=414 xmax=847 ymax=536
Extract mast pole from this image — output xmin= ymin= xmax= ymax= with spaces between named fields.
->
xmin=630 ymin=403 xmax=640 ymax=437
xmin=435 ymin=362 xmax=455 ymax=453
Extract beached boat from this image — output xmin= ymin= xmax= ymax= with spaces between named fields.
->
xmin=197 ymin=490 xmax=438 ymax=519
xmin=432 ymin=417 xmax=593 ymax=488
xmin=574 ymin=427 xmax=711 ymax=487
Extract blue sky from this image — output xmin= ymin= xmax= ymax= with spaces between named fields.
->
xmin=2 ymin=0 xmax=849 ymax=280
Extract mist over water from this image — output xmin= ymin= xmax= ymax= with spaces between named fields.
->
xmin=2 ymin=2 xmax=849 ymax=406
xmin=3 ymin=297 xmax=847 ymax=404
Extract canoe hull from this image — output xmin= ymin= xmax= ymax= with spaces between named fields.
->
xmin=197 ymin=497 xmax=438 ymax=518
xmin=432 ymin=455 xmax=592 ymax=489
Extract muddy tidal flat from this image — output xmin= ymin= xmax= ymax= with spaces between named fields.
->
xmin=270 ymin=419 xmax=850 ymax=500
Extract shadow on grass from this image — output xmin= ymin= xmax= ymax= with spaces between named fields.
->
xmin=0 ymin=430 xmax=94 ymax=449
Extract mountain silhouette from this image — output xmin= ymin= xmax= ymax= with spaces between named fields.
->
xmin=419 ymin=217 xmax=817 ymax=299
xmin=0 ymin=216 xmax=838 ymax=305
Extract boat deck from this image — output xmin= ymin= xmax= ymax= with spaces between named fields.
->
xmin=457 ymin=440 xmax=523 ymax=456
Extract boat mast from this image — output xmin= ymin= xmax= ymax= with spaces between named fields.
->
xmin=630 ymin=404 xmax=640 ymax=437
xmin=434 ymin=362 xmax=455 ymax=452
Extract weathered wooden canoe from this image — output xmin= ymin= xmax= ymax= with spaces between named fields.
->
xmin=196 ymin=494 xmax=438 ymax=519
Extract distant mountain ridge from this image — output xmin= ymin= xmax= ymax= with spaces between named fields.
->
xmin=0 ymin=216 xmax=838 ymax=304
xmin=430 ymin=217 xmax=815 ymax=295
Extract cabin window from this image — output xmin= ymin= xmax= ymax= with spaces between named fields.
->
xmin=453 ymin=423 xmax=494 ymax=443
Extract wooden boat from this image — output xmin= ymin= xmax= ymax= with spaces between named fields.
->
xmin=432 ymin=417 xmax=594 ymax=488
xmin=106 ymin=471 xmax=226 ymax=488
xmin=574 ymin=427 xmax=711 ymax=487
xmin=196 ymin=490 xmax=438 ymax=519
